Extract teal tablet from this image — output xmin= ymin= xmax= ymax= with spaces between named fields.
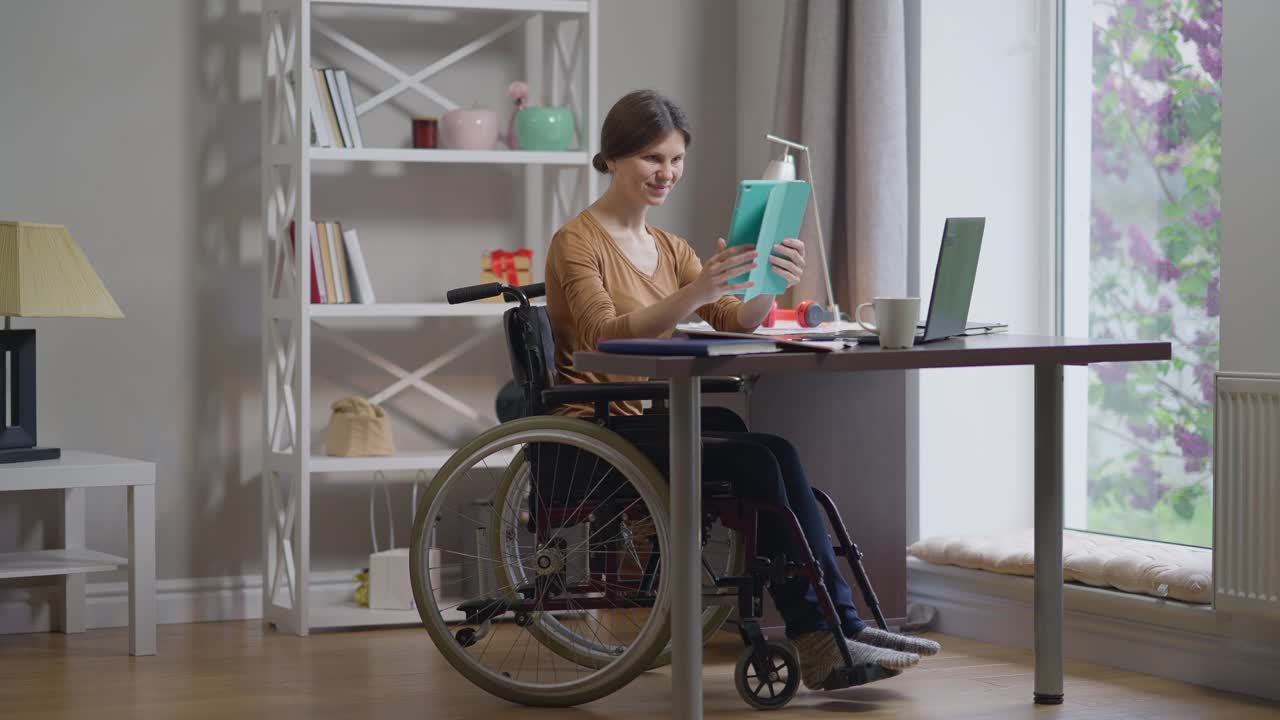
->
xmin=725 ymin=179 xmax=811 ymax=301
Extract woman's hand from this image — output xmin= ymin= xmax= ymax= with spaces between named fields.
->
xmin=769 ymin=237 xmax=806 ymax=289
xmin=690 ymin=238 xmax=756 ymax=306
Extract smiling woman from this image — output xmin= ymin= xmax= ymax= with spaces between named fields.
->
xmin=538 ymin=89 xmax=938 ymax=693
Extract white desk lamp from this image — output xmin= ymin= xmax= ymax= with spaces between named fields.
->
xmin=762 ymin=133 xmax=838 ymax=320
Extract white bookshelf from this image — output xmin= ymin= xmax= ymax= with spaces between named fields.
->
xmin=312 ymin=0 xmax=588 ymax=12
xmin=309 ymin=447 xmax=517 ymax=474
xmin=260 ymin=0 xmax=598 ymax=634
xmin=310 ymin=147 xmax=589 ymax=164
xmin=308 ymin=301 xmax=541 ymax=318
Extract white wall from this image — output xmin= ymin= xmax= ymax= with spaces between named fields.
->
xmin=1220 ymin=0 xmax=1280 ymax=375
xmin=916 ymin=0 xmax=1050 ymax=539
xmin=0 ymin=0 xmax=741 ymax=627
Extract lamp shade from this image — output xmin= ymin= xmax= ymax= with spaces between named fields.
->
xmin=0 ymin=222 xmax=123 ymax=318
xmin=763 ymin=153 xmax=797 ymax=181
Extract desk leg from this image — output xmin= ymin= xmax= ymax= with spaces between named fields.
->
xmin=1034 ymin=364 xmax=1064 ymax=704
xmin=670 ymin=376 xmax=702 ymax=720
xmin=128 ymin=484 xmax=157 ymax=656
xmin=59 ymin=488 xmax=86 ymax=634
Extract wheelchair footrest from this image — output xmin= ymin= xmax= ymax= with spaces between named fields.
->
xmin=456 ymin=598 xmax=511 ymax=625
xmin=819 ymin=662 xmax=901 ymax=692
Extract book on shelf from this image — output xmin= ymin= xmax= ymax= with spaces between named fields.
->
xmin=316 ymin=222 xmax=338 ymax=302
xmin=309 ymin=66 xmax=363 ymax=149
xmin=305 ymin=69 xmax=333 ymax=148
xmin=298 ymin=221 xmax=377 ymax=305
xmin=328 ymin=221 xmax=354 ymax=303
xmin=288 ymin=222 xmax=323 ymax=304
xmin=342 ymin=228 xmax=376 ymax=303
xmin=334 ymin=70 xmax=364 ymax=148
xmin=307 ymin=222 xmax=328 ymax=303
xmin=324 ymin=69 xmax=352 ymax=148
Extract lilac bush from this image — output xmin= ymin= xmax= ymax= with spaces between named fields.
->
xmin=1086 ymin=0 xmax=1220 ymax=546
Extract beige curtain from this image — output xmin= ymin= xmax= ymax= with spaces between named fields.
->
xmin=775 ymin=0 xmax=908 ymax=311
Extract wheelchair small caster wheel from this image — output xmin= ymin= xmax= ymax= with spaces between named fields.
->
xmin=455 ymin=628 xmax=478 ymax=648
xmin=734 ymin=640 xmax=800 ymax=710
xmin=513 ymin=611 xmax=532 ymax=627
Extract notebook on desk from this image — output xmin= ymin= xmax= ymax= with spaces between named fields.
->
xmin=674 ymin=327 xmax=844 ymax=352
xmin=598 ymin=337 xmax=782 ymax=357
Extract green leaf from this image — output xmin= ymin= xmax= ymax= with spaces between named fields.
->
xmin=1173 ymin=496 xmax=1195 ymax=521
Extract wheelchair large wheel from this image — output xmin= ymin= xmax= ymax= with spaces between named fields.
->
xmin=490 ymin=453 xmax=745 ymax=671
xmin=410 ymin=417 xmax=673 ymax=707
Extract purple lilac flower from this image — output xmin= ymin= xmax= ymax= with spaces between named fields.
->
xmin=1196 ymin=362 xmax=1216 ymax=403
xmin=1092 ymin=206 xmax=1122 ymax=258
xmin=1175 ymin=426 xmax=1211 ymax=460
xmin=1157 ymin=260 xmax=1184 ymax=282
xmin=1128 ymin=226 xmax=1160 ymax=272
xmin=1199 ymin=44 xmax=1222 ymax=83
xmin=1151 ymin=93 xmax=1182 ymax=154
xmin=1182 ymin=3 xmax=1223 ymax=49
xmin=1133 ymin=454 xmax=1162 ymax=483
xmin=1096 ymin=363 xmax=1128 ymax=385
xmin=1127 ymin=0 xmax=1156 ymax=31
xmin=1206 ymin=277 xmax=1219 ymax=316
xmin=1193 ymin=331 xmax=1216 ymax=348
xmin=1190 ymin=206 xmax=1220 ymax=229
xmin=1138 ymin=54 xmax=1175 ymax=83
xmin=1157 ymin=296 xmax=1173 ymax=313
xmin=1128 ymin=422 xmax=1162 ymax=442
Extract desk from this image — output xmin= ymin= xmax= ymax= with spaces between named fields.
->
xmin=0 ymin=452 xmax=157 ymax=656
xmin=575 ymin=334 xmax=1171 ymax=718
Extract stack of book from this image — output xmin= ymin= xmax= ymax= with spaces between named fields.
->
xmin=290 ymin=221 xmax=376 ymax=304
xmin=308 ymin=67 xmax=363 ymax=148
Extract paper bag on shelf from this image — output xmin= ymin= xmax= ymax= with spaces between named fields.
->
xmin=325 ymin=396 xmax=395 ymax=457
xmin=479 ymin=249 xmax=534 ymax=301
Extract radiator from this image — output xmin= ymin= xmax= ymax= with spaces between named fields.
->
xmin=1214 ymin=372 xmax=1280 ymax=618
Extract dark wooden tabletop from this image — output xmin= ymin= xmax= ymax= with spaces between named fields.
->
xmin=574 ymin=334 xmax=1172 ymax=378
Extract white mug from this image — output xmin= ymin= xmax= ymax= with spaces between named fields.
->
xmin=855 ymin=297 xmax=921 ymax=349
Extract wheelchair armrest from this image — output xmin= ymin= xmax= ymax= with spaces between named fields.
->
xmin=540 ymin=377 xmax=743 ymax=407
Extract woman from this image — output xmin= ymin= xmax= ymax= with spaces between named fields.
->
xmin=544 ymin=89 xmax=939 ymax=691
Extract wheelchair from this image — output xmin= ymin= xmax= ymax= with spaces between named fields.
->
xmin=408 ymin=281 xmax=891 ymax=710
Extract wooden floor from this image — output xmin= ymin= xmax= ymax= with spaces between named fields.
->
xmin=1 ymin=621 xmax=1277 ymax=720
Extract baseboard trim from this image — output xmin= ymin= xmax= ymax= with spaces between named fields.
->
xmin=908 ymin=559 xmax=1280 ymax=702
xmin=0 ymin=571 xmax=359 ymax=635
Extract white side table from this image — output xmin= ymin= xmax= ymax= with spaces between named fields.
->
xmin=0 ymin=451 xmax=156 ymax=655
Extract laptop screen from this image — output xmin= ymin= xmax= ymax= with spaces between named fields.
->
xmin=921 ymin=217 xmax=985 ymax=341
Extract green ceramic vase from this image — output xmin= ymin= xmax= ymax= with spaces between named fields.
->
xmin=515 ymin=107 xmax=575 ymax=151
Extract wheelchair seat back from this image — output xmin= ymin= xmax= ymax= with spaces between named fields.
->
xmin=503 ymin=304 xmax=557 ymax=417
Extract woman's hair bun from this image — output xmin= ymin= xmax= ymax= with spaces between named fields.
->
xmin=591 ymin=152 xmax=609 ymax=174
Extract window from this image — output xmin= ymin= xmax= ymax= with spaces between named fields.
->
xmin=1061 ymin=0 xmax=1221 ymax=546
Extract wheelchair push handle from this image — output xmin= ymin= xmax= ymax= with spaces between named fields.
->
xmin=446 ymin=282 xmax=546 ymax=307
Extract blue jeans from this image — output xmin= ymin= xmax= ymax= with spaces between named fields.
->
xmin=614 ymin=412 xmax=866 ymax=638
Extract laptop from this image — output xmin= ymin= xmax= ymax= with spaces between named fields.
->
xmin=856 ymin=217 xmax=992 ymax=344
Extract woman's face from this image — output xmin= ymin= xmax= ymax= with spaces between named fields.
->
xmin=607 ymin=130 xmax=685 ymax=208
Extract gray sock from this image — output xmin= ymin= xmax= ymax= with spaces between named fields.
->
xmin=792 ymin=632 xmax=919 ymax=690
xmin=854 ymin=626 xmax=942 ymax=656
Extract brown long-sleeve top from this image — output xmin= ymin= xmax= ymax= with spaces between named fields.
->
xmin=545 ymin=211 xmax=750 ymax=417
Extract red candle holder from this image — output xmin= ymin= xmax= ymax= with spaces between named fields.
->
xmin=412 ymin=116 xmax=438 ymax=149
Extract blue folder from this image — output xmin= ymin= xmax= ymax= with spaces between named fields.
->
xmin=724 ymin=179 xmax=812 ymax=302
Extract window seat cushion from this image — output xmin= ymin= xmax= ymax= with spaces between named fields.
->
xmin=906 ymin=529 xmax=1211 ymax=604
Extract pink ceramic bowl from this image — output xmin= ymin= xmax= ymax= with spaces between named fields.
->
xmin=440 ymin=107 xmax=499 ymax=150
